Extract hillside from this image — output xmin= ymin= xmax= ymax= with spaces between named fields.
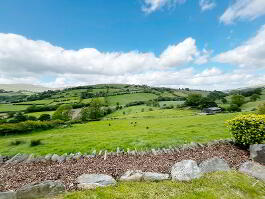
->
xmin=0 ymin=84 xmax=51 ymax=92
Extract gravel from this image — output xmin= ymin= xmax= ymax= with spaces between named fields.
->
xmin=0 ymin=143 xmax=249 ymax=192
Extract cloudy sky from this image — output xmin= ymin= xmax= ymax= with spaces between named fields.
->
xmin=0 ymin=0 xmax=265 ymax=90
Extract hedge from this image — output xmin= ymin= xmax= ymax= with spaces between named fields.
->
xmin=0 ymin=120 xmax=64 ymax=135
xmin=227 ymin=114 xmax=265 ymax=146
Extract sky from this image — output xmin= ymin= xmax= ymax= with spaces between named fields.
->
xmin=0 ymin=0 xmax=265 ymax=90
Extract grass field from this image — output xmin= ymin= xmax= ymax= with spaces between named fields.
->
xmin=0 ymin=109 xmax=238 ymax=156
xmin=0 ymin=104 xmax=30 ymax=112
xmin=106 ymin=93 xmax=158 ymax=105
xmin=26 ymin=111 xmax=55 ymax=117
xmin=57 ymin=171 xmax=265 ymax=199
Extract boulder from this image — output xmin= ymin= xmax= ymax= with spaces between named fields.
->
xmin=250 ymin=144 xmax=265 ymax=164
xmin=5 ymin=154 xmax=28 ymax=164
xmin=24 ymin=154 xmax=35 ymax=164
xmin=51 ymin=154 xmax=60 ymax=162
xmin=143 ymin=172 xmax=170 ymax=181
xmin=16 ymin=181 xmax=65 ymax=199
xmin=120 ymin=170 xmax=144 ymax=181
xmin=44 ymin=154 xmax=52 ymax=161
xmin=171 ymin=160 xmax=202 ymax=181
xmin=73 ymin=152 xmax=82 ymax=160
xmin=77 ymin=174 xmax=116 ymax=189
xmin=199 ymin=157 xmax=230 ymax=174
xmin=57 ymin=155 xmax=66 ymax=163
xmin=0 ymin=156 xmax=4 ymax=164
xmin=239 ymin=161 xmax=265 ymax=182
xmin=0 ymin=191 xmax=17 ymax=199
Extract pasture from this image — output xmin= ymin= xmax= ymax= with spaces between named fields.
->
xmin=0 ymin=108 xmax=238 ymax=155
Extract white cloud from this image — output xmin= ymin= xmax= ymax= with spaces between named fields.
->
xmin=141 ymin=0 xmax=186 ymax=14
xmin=214 ymin=25 xmax=265 ymax=68
xmin=199 ymin=0 xmax=216 ymax=11
xmin=0 ymin=33 xmax=205 ymax=77
xmin=220 ymin=0 xmax=265 ymax=24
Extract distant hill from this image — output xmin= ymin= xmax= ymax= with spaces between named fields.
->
xmin=0 ymin=84 xmax=52 ymax=92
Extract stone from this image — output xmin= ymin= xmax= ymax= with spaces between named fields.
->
xmin=77 ymin=174 xmax=116 ymax=189
xmin=250 ymin=144 xmax=265 ymax=164
xmin=5 ymin=154 xmax=28 ymax=164
xmin=57 ymin=155 xmax=66 ymax=163
xmin=120 ymin=170 xmax=144 ymax=181
xmin=44 ymin=154 xmax=52 ymax=161
xmin=51 ymin=154 xmax=60 ymax=162
xmin=103 ymin=151 xmax=107 ymax=160
xmin=0 ymin=156 xmax=4 ymax=164
xmin=0 ymin=191 xmax=17 ymax=199
xmin=73 ymin=152 xmax=82 ymax=160
xmin=199 ymin=157 xmax=230 ymax=174
xmin=171 ymin=160 xmax=202 ymax=181
xmin=16 ymin=181 xmax=65 ymax=199
xmin=151 ymin=149 xmax=157 ymax=155
xmin=239 ymin=161 xmax=265 ymax=182
xmin=92 ymin=150 xmax=97 ymax=156
xmin=143 ymin=172 xmax=170 ymax=181
xmin=24 ymin=154 xmax=35 ymax=164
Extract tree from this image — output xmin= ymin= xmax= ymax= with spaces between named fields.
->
xmin=27 ymin=116 xmax=37 ymax=121
xmin=185 ymin=94 xmax=203 ymax=107
xmin=221 ymin=98 xmax=228 ymax=104
xmin=52 ymin=104 xmax=73 ymax=121
xmin=250 ymin=94 xmax=260 ymax=102
xmin=227 ymin=104 xmax=241 ymax=112
xmin=80 ymin=107 xmax=90 ymax=121
xmin=257 ymin=102 xmax=265 ymax=114
xmin=231 ymin=95 xmax=245 ymax=107
xmin=14 ymin=112 xmax=27 ymax=122
xmin=199 ymin=97 xmax=218 ymax=109
xmin=89 ymin=98 xmax=104 ymax=120
xmin=38 ymin=114 xmax=51 ymax=121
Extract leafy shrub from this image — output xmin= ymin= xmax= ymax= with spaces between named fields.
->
xmin=227 ymin=114 xmax=265 ymax=146
xmin=30 ymin=139 xmax=42 ymax=147
xmin=10 ymin=140 xmax=25 ymax=146
xmin=226 ymin=104 xmax=241 ymax=112
xmin=231 ymin=95 xmax=245 ymax=107
xmin=257 ymin=102 xmax=265 ymax=114
xmin=0 ymin=120 xmax=64 ymax=135
xmin=38 ymin=114 xmax=51 ymax=121
xmin=27 ymin=115 xmax=38 ymax=121
xmin=52 ymin=104 xmax=73 ymax=121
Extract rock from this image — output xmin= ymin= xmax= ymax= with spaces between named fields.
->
xmin=51 ymin=154 xmax=60 ymax=162
xmin=92 ymin=150 xmax=97 ymax=156
xmin=16 ymin=181 xmax=65 ymax=199
xmin=77 ymin=174 xmax=116 ymax=189
xmin=0 ymin=191 xmax=17 ymax=199
xmin=250 ymin=144 xmax=265 ymax=164
xmin=151 ymin=149 xmax=157 ymax=155
xmin=239 ymin=161 xmax=265 ymax=182
xmin=44 ymin=154 xmax=52 ymax=161
xmin=57 ymin=155 xmax=66 ymax=163
xmin=73 ymin=152 xmax=82 ymax=160
xmin=103 ymin=151 xmax=107 ymax=160
xmin=5 ymin=154 xmax=28 ymax=164
xmin=120 ymin=170 xmax=144 ymax=181
xmin=24 ymin=154 xmax=35 ymax=164
xmin=0 ymin=156 xmax=4 ymax=164
xmin=171 ymin=160 xmax=202 ymax=181
xmin=143 ymin=172 xmax=170 ymax=181
xmin=199 ymin=157 xmax=230 ymax=174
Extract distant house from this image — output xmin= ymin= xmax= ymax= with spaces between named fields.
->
xmin=202 ymin=107 xmax=222 ymax=115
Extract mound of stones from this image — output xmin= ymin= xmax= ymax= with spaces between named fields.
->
xmin=0 ymin=142 xmax=265 ymax=199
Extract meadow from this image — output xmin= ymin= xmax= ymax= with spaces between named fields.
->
xmin=0 ymin=108 xmax=238 ymax=155
xmin=58 ymin=171 xmax=265 ymax=199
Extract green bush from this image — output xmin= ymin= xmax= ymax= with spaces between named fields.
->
xmin=227 ymin=114 xmax=265 ymax=146
xmin=0 ymin=120 xmax=64 ymax=135
xmin=38 ymin=114 xmax=51 ymax=121
xmin=257 ymin=102 xmax=265 ymax=114
xmin=52 ymin=104 xmax=73 ymax=121
xmin=30 ymin=139 xmax=42 ymax=147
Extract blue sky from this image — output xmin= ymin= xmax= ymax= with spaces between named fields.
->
xmin=0 ymin=0 xmax=265 ymax=90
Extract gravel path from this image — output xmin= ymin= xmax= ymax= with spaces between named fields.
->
xmin=0 ymin=143 xmax=249 ymax=192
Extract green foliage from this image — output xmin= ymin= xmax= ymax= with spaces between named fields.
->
xmin=227 ymin=104 xmax=241 ymax=112
xmin=80 ymin=107 xmax=90 ymax=122
xmin=14 ymin=112 xmax=27 ymax=122
xmin=250 ymin=94 xmax=261 ymax=102
xmin=80 ymin=98 xmax=104 ymax=121
xmin=52 ymin=104 xmax=73 ymax=121
xmin=10 ymin=140 xmax=24 ymax=146
xmin=38 ymin=114 xmax=51 ymax=121
xmin=0 ymin=120 xmax=63 ymax=135
xmin=231 ymin=95 xmax=245 ymax=107
xmin=257 ymin=102 xmax=265 ymax=114
xmin=185 ymin=94 xmax=203 ymax=107
xmin=27 ymin=115 xmax=38 ymax=121
xmin=227 ymin=114 xmax=265 ymax=146
xmin=30 ymin=139 xmax=42 ymax=147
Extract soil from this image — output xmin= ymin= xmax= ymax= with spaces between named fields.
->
xmin=0 ymin=143 xmax=250 ymax=191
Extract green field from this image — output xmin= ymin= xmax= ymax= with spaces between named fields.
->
xmin=57 ymin=171 xmax=265 ymax=199
xmin=106 ymin=93 xmax=158 ymax=105
xmin=0 ymin=109 xmax=238 ymax=155
xmin=0 ymin=104 xmax=29 ymax=112
xmin=26 ymin=111 xmax=55 ymax=117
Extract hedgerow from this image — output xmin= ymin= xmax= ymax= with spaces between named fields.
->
xmin=227 ymin=114 xmax=265 ymax=146
xmin=0 ymin=120 xmax=64 ymax=135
